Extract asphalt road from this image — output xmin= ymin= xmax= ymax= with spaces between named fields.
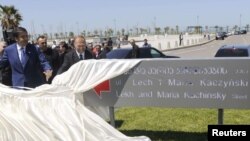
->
xmin=164 ymin=34 xmax=250 ymax=58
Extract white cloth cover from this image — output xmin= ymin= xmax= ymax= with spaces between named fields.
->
xmin=0 ymin=59 xmax=151 ymax=141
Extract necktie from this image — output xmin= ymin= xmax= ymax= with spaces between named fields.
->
xmin=20 ymin=48 xmax=26 ymax=67
xmin=79 ymin=54 xmax=83 ymax=60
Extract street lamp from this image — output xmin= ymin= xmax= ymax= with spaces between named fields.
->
xmin=239 ymin=14 xmax=242 ymax=30
xmin=113 ymin=19 xmax=116 ymax=36
xmin=197 ymin=16 xmax=199 ymax=26
xmin=76 ymin=22 xmax=79 ymax=35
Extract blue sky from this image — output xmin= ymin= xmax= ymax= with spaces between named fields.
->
xmin=1 ymin=0 xmax=250 ymax=34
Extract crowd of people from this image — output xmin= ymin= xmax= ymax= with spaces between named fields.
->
xmin=0 ymin=27 xmax=149 ymax=88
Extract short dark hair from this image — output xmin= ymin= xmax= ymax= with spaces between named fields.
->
xmin=13 ymin=27 xmax=27 ymax=38
xmin=59 ymin=41 xmax=68 ymax=49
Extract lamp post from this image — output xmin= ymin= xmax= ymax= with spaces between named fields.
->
xmin=76 ymin=22 xmax=79 ymax=35
xmin=239 ymin=14 xmax=242 ymax=30
xmin=197 ymin=16 xmax=199 ymax=26
xmin=154 ymin=16 xmax=156 ymax=34
xmin=113 ymin=19 xmax=116 ymax=36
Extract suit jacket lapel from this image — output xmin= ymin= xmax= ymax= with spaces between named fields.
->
xmin=72 ymin=50 xmax=80 ymax=63
xmin=23 ymin=44 xmax=31 ymax=68
xmin=14 ymin=43 xmax=23 ymax=69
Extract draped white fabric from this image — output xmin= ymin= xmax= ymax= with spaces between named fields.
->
xmin=0 ymin=59 xmax=151 ymax=141
xmin=52 ymin=59 xmax=141 ymax=94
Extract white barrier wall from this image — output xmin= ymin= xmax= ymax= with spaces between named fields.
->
xmin=127 ymin=34 xmax=215 ymax=50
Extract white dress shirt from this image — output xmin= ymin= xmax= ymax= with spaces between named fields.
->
xmin=75 ymin=50 xmax=85 ymax=60
xmin=17 ymin=44 xmax=25 ymax=62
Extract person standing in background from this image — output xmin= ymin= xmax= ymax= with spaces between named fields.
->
xmin=58 ymin=41 xmax=69 ymax=68
xmin=51 ymin=40 xmax=57 ymax=49
xmin=130 ymin=39 xmax=140 ymax=58
xmin=142 ymin=39 xmax=151 ymax=47
xmin=116 ymin=37 xmax=121 ymax=48
xmin=107 ymin=37 xmax=113 ymax=50
xmin=179 ymin=32 xmax=183 ymax=46
xmin=0 ymin=41 xmax=12 ymax=86
xmin=97 ymin=42 xmax=111 ymax=59
xmin=93 ymin=44 xmax=102 ymax=59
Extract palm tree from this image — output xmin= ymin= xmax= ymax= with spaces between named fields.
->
xmin=60 ymin=32 xmax=64 ymax=39
xmin=175 ymin=25 xmax=179 ymax=34
xmin=107 ymin=28 xmax=113 ymax=37
xmin=205 ymin=26 xmax=208 ymax=32
xmin=164 ymin=26 xmax=170 ymax=34
xmin=121 ymin=28 xmax=125 ymax=36
xmin=49 ymin=33 xmax=53 ymax=40
xmin=54 ymin=33 xmax=59 ymax=39
xmin=219 ymin=27 xmax=223 ymax=32
xmin=82 ymin=30 xmax=86 ymax=36
xmin=170 ymin=28 xmax=174 ymax=34
xmin=214 ymin=25 xmax=219 ymax=32
xmin=233 ymin=25 xmax=238 ymax=31
xmin=99 ymin=30 xmax=103 ymax=36
xmin=87 ymin=31 xmax=91 ymax=37
xmin=135 ymin=27 xmax=139 ymax=35
xmin=69 ymin=32 xmax=74 ymax=38
xmin=245 ymin=24 xmax=249 ymax=32
xmin=139 ymin=28 xmax=143 ymax=34
xmin=43 ymin=33 xmax=48 ymax=38
xmin=65 ymin=32 xmax=68 ymax=38
xmin=0 ymin=5 xmax=22 ymax=44
xmin=147 ymin=27 xmax=151 ymax=34
xmin=104 ymin=31 xmax=107 ymax=37
xmin=93 ymin=29 xmax=98 ymax=36
xmin=0 ymin=5 xmax=22 ymax=30
xmin=154 ymin=27 xmax=161 ymax=35
xmin=226 ymin=26 xmax=229 ymax=33
xmin=116 ymin=31 xmax=121 ymax=37
xmin=129 ymin=28 xmax=133 ymax=36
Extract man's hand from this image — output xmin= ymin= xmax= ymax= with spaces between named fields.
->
xmin=0 ymin=41 xmax=6 ymax=55
xmin=0 ymin=44 xmax=4 ymax=54
xmin=43 ymin=70 xmax=53 ymax=81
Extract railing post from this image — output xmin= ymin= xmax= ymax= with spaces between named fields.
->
xmin=109 ymin=106 xmax=116 ymax=127
xmin=218 ymin=108 xmax=224 ymax=125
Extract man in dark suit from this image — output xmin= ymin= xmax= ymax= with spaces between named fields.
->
xmin=0 ymin=41 xmax=12 ymax=86
xmin=130 ymin=39 xmax=140 ymax=58
xmin=57 ymin=35 xmax=93 ymax=74
xmin=97 ymin=42 xmax=111 ymax=59
xmin=36 ymin=35 xmax=59 ymax=84
xmin=0 ymin=27 xmax=52 ymax=88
